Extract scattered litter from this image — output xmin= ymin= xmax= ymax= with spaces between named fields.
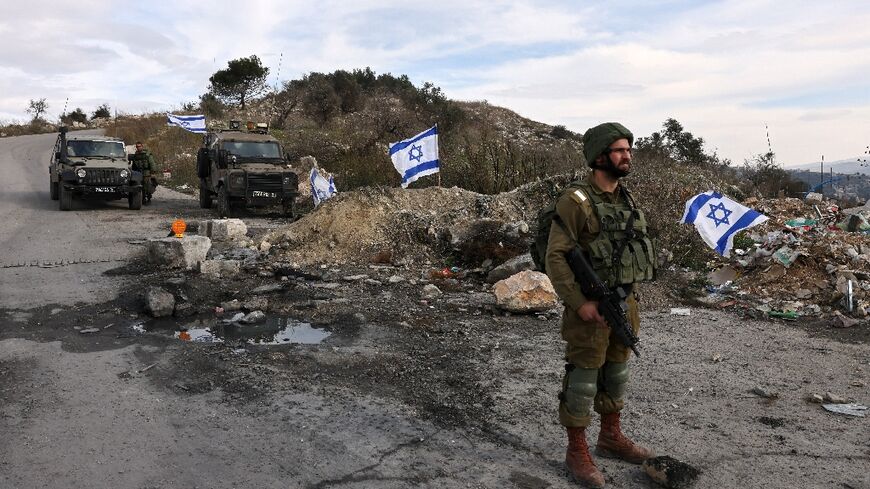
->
xmin=670 ymin=308 xmax=691 ymax=316
xmin=79 ymin=328 xmax=100 ymax=334
xmin=103 ymin=323 xmax=114 ymax=329
xmin=822 ymin=403 xmax=867 ymax=417
xmin=768 ymin=310 xmax=798 ymax=321
xmin=711 ymin=353 xmax=724 ymax=363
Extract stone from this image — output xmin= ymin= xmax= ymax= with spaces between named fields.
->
xmin=145 ymin=287 xmax=175 ymax=317
xmin=353 ymin=313 xmax=367 ymax=323
xmin=343 ymin=274 xmax=369 ymax=281
xmin=197 ymin=219 xmax=248 ymax=241
xmin=421 ymin=284 xmax=442 ymax=300
xmin=240 ymin=310 xmax=266 ymax=324
xmin=387 ymin=275 xmax=405 ymax=284
xmin=833 ymin=311 xmax=860 ymax=328
xmin=199 ymin=259 xmax=241 ymax=277
xmin=492 ymin=270 xmax=558 ymax=313
xmin=642 ymin=456 xmax=700 ymax=489
xmin=795 ymin=289 xmax=813 ymax=299
xmin=242 ymin=297 xmax=268 ymax=312
xmin=251 ymin=283 xmax=284 ymax=294
xmin=486 ymin=253 xmax=536 ymax=283
xmin=221 ymin=299 xmax=242 ymax=312
xmin=259 ymin=241 xmax=272 ymax=253
xmin=147 ymin=236 xmax=211 ymax=270
xmin=823 ymin=392 xmax=847 ymax=404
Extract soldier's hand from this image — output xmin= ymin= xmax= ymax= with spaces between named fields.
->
xmin=577 ymin=301 xmax=607 ymax=328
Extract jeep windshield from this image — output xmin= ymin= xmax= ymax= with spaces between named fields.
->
xmin=223 ymin=141 xmax=282 ymax=161
xmin=67 ymin=141 xmax=126 ymax=158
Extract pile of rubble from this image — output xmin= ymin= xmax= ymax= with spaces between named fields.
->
xmin=701 ymin=194 xmax=870 ymax=324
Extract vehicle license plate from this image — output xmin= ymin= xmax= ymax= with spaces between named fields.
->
xmin=252 ymin=190 xmax=275 ymax=198
xmin=94 ymin=187 xmax=114 ymax=193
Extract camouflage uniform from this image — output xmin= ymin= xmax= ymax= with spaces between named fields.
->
xmin=545 ymin=173 xmax=656 ymax=426
xmin=130 ymin=149 xmax=157 ymax=203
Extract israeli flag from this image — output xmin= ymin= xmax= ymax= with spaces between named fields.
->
xmin=310 ymin=168 xmax=336 ymax=207
xmin=389 ymin=125 xmax=439 ymax=188
xmin=681 ymin=191 xmax=768 ymax=257
xmin=167 ymin=113 xmax=206 ymax=134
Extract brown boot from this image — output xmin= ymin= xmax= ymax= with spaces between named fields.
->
xmin=596 ymin=412 xmax=654 ymax=464
xmin=566 ymin=426 xmax=606 ymax=488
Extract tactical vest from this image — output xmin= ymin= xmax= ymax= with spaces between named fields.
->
xmin=130 ymin=151 xmax=152 ymax=172
xmin=575 ymin=181 xmax=657 ymax=287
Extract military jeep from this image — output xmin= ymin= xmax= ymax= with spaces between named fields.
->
xmin=197 ymin=121 xmax=299 ymax=218
xmin=49 ymin=127 xmax=143 ymax=211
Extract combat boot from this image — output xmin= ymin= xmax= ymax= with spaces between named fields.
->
xmin=596 ymin=412 xmax=654 ymax=464
xmin=566 ymin=426 xmax=605 ymax=488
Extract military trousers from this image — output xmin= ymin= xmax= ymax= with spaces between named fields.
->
xmin=558 ymin=293 xmax=640 ymax=427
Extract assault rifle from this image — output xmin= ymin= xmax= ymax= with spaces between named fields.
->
xmin=566 ymin=246 xmax=640 ymax=357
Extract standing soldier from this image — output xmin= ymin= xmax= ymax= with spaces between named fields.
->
xmin=545 ymin=122 xmax=657 ymax=488
xmin=130 ymin=141 xmax=157 ymax=204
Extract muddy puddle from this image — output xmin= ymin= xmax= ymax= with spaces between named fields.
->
xmin=148 ymin=316 xmax=332 ymax=345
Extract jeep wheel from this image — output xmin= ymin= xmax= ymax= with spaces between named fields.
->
xmin=128 ymin=191 xmax=142 ymax=210
xmin=217 ymin=185 xmax=231 ymax=218
xmin=199 ymin=179 xmax=212 ymax=209
xmin=59 ymin=183 xmax=72 ymax=211
xmin=50 ymin=178 xmax=58 ymax=201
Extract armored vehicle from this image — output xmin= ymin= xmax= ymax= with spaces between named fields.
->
xmin=49 ymin=127 xmax=143 ymax=211
xmin=197 ymin=121 xmax=299 ymax=218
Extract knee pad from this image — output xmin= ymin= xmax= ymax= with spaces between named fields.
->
xmin=562 ymin=366 xmax=598 ymax=418
xmin=600 ymin=361 xmax=629 ymax=401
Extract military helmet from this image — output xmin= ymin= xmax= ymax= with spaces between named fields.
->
xmin=583 ymin=122 xmax=634 ymax=165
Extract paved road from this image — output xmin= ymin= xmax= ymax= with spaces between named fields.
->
xmin=0 ymin=130 xmax=198 ymax=309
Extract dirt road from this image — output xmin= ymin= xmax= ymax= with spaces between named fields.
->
xmin=1 ymin=132 xmax=868 ymax=489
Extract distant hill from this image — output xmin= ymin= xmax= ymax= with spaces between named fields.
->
xmin=786 ymin=157 xmax=870 ymax=176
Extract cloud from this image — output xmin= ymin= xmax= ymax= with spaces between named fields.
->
xmin=1 ymin=1 xmax=869 ymax=166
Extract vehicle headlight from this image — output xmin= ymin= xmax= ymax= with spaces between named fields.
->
xmin=231 ymin=174 xmax=245 ymax=188
xmin=120 ymin=169 xmax=129 ymax=179
xmin=76 ymin=169 xmax=86 ymax=178
xmin=283 ymin=176 xmax=291 ymax=185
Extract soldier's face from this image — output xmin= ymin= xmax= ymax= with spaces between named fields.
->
xmin=136 ymin=144 xmax=143 ymax=151
xmin=606 ymin=138 xmax=632 ymax=177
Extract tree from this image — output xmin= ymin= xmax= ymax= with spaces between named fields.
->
xmin=26 ymin=98 xmax=48 ymax=121
xmin=208 ymin=55 xmax=269 ymax=109
xmin=92 ymin=103 xmax=111 ymax=119
xmin=61 ymin=108 xmax=88 ymax=125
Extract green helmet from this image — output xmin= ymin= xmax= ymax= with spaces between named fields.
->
xmin=583 ymin=122 xmax=634 ymax=166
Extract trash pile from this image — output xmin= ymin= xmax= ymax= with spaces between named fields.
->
xmin=701 ymin=196 xmax=870 ymax=323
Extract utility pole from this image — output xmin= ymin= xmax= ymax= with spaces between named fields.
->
xmin=820 ymin=155 xmax=824 ymax=194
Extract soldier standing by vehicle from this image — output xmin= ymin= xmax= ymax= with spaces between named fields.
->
xmin=545 ymin=122 xmax=657 ymax=488
xmin=130 ymin=141 xmax=157 ymax=204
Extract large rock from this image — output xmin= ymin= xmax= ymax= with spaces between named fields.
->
xmin=147 ymin=236 xmax=211 ymax=270
xmin=145 ymin=287 xmax=175 ymax=317
xmin=487 ymin=253 xmax=535 ymax=283
xmin=197 ymin=219 xmax=248 ymax=241
xmin=492 ymin=270 xmax=558 ymax=313
xmin=199 ymin=259 xmax=241 ymax=277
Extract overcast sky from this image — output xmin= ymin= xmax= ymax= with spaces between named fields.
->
xmin=1 ymin=0 xmax=868 ymax=166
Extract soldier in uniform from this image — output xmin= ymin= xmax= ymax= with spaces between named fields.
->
xmin=130 ymin=141 xmax=157 ymax=204
xmin=545 ymin=122 xmax=657 ymax=488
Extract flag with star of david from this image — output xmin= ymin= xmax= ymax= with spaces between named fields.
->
xmin=680 ymin=191 xmax=768 ymax=257
xmin=389 ymin=125 xmax=439 ymax=188
xmin=166 ymin=113 xmax=206 ymax=134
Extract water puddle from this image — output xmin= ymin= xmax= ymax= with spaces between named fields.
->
xmin=170 ymin=316 xmax=331 ymax=345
